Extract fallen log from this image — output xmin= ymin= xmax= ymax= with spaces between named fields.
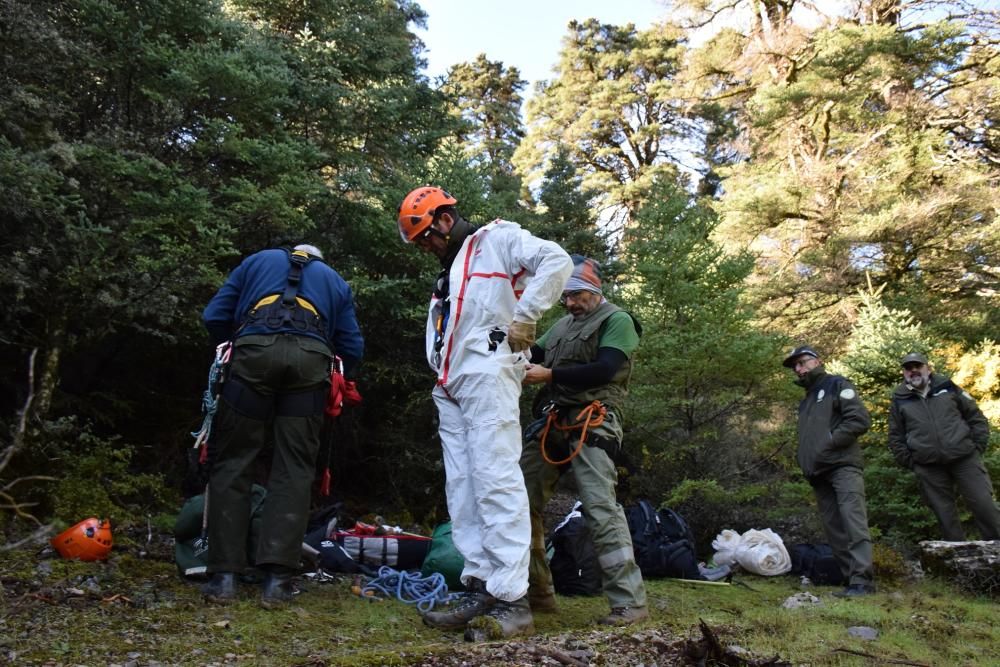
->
xmin=918 ymin=540 xmax=1000 ymax=597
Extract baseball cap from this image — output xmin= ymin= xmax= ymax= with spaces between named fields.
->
xmin=782 ymin=345 xmax=820 ymax=368
xmin=900 ymin=352 xmax=928 ymax=367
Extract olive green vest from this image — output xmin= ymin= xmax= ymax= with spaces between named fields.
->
xmin=543 ymin=301 xmax=633 ymax=409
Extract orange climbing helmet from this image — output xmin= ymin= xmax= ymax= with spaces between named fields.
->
xmin=396 ymin=186 xmax=457 ymax=243
xmin=50 ymin=517 xmax=113 ymax=561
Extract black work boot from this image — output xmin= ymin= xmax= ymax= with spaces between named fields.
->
xmin=422 ymin=578 xmax=496 ymax=630
xmin=260 ymin=569 xmax=297 ymax=609
xmin=599 ymin=606 xmax=649 ymax=626
xmin=832 ymin=583 xmax=876 ymax=598
xmin=201 ymin=572 xmax=237 ymax=604
xmin=464 ymin=594 xmax=534 ymax=641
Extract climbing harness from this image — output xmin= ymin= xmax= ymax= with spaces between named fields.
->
xmin=538 ymin=400 xmax=608 ymax=466
xmin=191 ymin=340 xmax=233 ymax=463
xmin=360 ymin=566 xmax=458 ymax=612
xmin=244 ymin=249 xmax=327 ymax=340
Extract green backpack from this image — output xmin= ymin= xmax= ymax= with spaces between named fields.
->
xmin=173 ymin=484 xmax=267 ymax=578
xmin=420 ymin=522 xmax=465 ymax=590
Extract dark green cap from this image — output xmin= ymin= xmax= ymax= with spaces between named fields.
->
xmin=900 ymin=352 xmax=928 ymax=367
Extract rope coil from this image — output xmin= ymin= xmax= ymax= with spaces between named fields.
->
xmin=191 ymin=341 xmax=232 ymax=458
xmin=538 ymin=400 xmax=607 ymax=465
xmin=360 ymin=566 xmax=459 ymax=612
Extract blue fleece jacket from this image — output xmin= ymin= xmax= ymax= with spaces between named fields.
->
xmin=203 ymin=248 xmax=364 ymax=371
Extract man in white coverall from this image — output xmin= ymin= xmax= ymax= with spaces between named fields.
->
xmin=397 ymin=186 xmax=572 ymax=641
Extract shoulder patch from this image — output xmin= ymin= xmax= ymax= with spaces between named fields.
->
xmin=839 ymin=388 xmax=856 ymax=400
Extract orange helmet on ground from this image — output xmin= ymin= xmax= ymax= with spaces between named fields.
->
xmin=50 ymin=517 xmax=113 ymax=561
xmin=397 ymin=186 xmax=457 ymax=243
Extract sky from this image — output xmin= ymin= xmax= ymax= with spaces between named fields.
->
xmin=413 ymin=0 xmax=669 ymax=91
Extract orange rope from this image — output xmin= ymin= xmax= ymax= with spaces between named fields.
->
xmin=539 ymin=400 xmax=607 ymax=465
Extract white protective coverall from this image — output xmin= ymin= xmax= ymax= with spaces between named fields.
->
xmin=426 ymin=220 xmax=572 ymax=602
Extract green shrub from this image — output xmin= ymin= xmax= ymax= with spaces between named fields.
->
xmin=873 ymin=542 xmax=909 ymax=582
xmin=864 ymin=445 xmax=939 ymax=544
xmin=45 ymin=420 xmax=175 ymax=526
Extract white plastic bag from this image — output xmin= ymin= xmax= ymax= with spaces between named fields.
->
xmin=711 ymin=527 xmax=791 ymax=576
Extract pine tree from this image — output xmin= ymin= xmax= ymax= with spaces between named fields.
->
xmin=617 ymin=179 xmax=785 ymax=493
xmin=832 ymin=277 xmax=938 ymax=542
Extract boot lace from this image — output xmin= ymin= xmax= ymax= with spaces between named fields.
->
xmin=486 ymin=600 xmax=524 ymax=620
xmin=449 ymin=591 xmax=491 ymax=612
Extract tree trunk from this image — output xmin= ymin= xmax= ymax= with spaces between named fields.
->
xmin=865 ymin=0 xmax=900 ymax=25
xmin=33 ymin=316 xmax=67 ymax=420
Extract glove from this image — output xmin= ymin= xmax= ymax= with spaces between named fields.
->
xmin=507 ymin=320 xmax=536 ymax=352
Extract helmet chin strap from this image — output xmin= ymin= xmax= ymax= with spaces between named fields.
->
xmin=438 ymin=216 xmax=475 ymax=268
xmin=425 ymin=226 xmax=450 ymax=242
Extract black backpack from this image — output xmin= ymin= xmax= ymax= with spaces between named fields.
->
xmin=625 ymin=499 xmax=704 ymax=580
xmin=790 ymin=543 xmax=845 ymax=585
xmin=548 ymin=510 xmax=602 ymax=596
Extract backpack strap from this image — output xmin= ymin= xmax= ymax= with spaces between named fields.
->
xmin=638 ymin=499 xmax=659 ymax=537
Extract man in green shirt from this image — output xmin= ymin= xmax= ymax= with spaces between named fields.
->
xmin=519 ymin=255 xmax=648 ymax=626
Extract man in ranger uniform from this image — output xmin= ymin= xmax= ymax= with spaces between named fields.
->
xmin=888 ymin=352 xmax=999 ymax=541
xmin=397 ymin=186 xmax=572 ymax=640
xmin=519 ymin=255 xmax=649 ymax=626
xmin=783 ymin=345 xmax=876 ymax=597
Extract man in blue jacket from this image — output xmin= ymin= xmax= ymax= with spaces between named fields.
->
xmin=201 ymin=244 xmax=364 ymax=608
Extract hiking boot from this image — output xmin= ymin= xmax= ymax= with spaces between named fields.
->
xmin=422 ymin=579 xmax=495 ymax=630
xmin=529 ymin=591 xmax=558 ymax=613
xmin=833 ymin=584 xmax=876 ymax=598
xmin=260 ymin=570 xmax=297 ymax=609
xmin=464 ymin=595 xmax=534 ymax=641
xmin=201 ymin=572 xmax=237 ymax=604
xmin=599 ymin=606 xmax=650 ymax=626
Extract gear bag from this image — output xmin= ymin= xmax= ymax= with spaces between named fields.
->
xmin=303 ymin=524 xmax=374 ymax=575
xmin=624 ymin=499 xmax=705 ymax=580
xmin=420 ymin=521 xmax=466 ymax=590
xmin=789 ymin=543 xmax=845 ymax=585
xmin=548 ymin=504 xmax=602 ymax=596
xmin=332 ymin=522 xmax=432 ymax=571
xmin=173 ymin=484 xmax=267 ymax=578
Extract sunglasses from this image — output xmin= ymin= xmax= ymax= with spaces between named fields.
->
xmin=559 ymin=290 xmax=589 ymax=306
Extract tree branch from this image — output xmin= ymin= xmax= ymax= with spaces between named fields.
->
xmin=0 ymin=348 xmax=57 ymax=533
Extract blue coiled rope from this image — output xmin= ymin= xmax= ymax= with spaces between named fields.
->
xmin=361 ymin=566 xmax=459 ymax=612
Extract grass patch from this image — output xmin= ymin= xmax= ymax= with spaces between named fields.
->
xmin=1 ymin=546 xmax=997 ymax=666
xmin=646 ymin=577 xmax=997 ymax=666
